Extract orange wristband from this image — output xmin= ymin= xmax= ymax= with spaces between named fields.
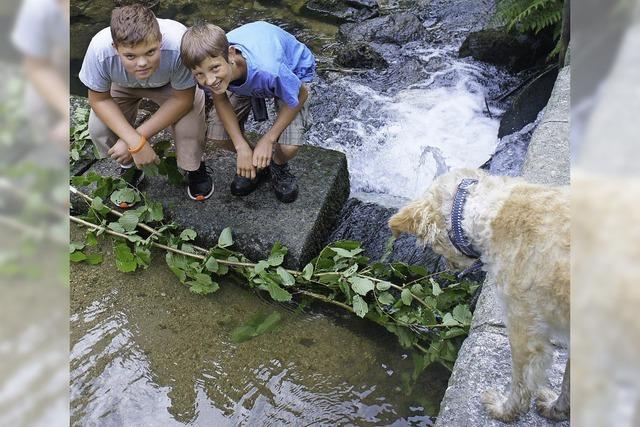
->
xmin=128 ymin=135 xmax=148 ymax=154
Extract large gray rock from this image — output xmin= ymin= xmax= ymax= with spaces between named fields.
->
xmin=339 ymin=12 xmax=427 ymax=45
xmin=73 ymin=146 xmax=350 ymax=269
xmin=459 ymin=27 xmax=555 ymax=72
xmin=334 ymin=41 xmax=388 ymax=69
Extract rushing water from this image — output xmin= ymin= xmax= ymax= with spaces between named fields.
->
xmin=70 ymin=225 xmax=449 ymax=426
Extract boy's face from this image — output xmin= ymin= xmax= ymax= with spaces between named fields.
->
xmin=115 ymin=37 xmax=162 ymax=80
xmin=191 ymin=56 xmax=232 ymax=95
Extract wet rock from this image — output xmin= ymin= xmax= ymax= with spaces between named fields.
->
xmin=303 ymin=0 xmax=379 ymax=23
xmin=327 ymin=198 xmax=441 ymax=270
xmin=334 ymin=42 xmax=388 ymax=69
xmin=72 ymin=146 xmax=350 ymax=270
xmin=459 ymin=27 xmax=555 ymax=72
xmin=498 ymin=66 xmax=558 ymax=138
xmin=338 ymin=12 xmax=426 ymax=45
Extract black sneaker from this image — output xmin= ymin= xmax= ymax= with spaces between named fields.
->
xmin=269 ymin=160 xmax=298 ymax=203
xmin=187 ymin=161 xmax=214 ymax=201
xmin=230 ymin=167 xmax=270 ymax=196
xmin=119 ymin=166 xmax=145 ymax=188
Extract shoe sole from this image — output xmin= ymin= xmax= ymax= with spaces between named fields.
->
xmin=187 ymin=182 xmax=215 ymax=201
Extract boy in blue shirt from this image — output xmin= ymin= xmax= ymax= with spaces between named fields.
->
xmin=180 ymin=21 xmax=315 ymax=203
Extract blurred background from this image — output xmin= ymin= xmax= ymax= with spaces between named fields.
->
xmin=0 ymin=0 xmax=639 ymax=425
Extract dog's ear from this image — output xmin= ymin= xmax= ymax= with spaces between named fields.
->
xmin=388 ymin=200 xmax=440 ymax=244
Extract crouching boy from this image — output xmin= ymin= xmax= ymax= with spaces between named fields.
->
xmin=79 ymin=4 xmax=213 ymax=205
xmin=180 ymin=21 xmax=315 ymax=203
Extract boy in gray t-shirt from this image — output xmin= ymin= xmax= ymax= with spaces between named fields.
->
xmin=79 ymin=4 xmax=212 ymax=205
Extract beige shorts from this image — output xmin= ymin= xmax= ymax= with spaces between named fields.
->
xmin=206 ymin=86 xmax=311 ymax=146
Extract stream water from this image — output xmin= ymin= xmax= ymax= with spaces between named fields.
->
xmin=70 ymin=0 xmax=528 ymax=424
xmin=70 ymin=226 xmax=448 ymax=426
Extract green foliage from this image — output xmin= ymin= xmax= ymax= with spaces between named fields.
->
xmin=71 ymin=172 xmax=482 ymax=376
xmin=494 ymin=0 xmax=565 ymax=59
xmin=70 ymin=107 xmax=96 ymax=166
xmin=231 ymin=311 xmax=282 ymax=343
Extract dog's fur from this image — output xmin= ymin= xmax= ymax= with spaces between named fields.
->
xmin=388 ymin=168 xmax=570 ymax=422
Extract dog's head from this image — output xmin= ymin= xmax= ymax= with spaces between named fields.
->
xmin=389 ymin=168 xmax=487 ymax=269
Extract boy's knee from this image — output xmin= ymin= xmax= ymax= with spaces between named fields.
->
xmin=278 ymin=144 xmax=300 ymax=156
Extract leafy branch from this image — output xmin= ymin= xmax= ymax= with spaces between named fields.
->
xmin=70 ymin=173 xmax=479 ymax=373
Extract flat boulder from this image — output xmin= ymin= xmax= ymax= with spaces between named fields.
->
xmin=304 ymin=0 xmax=379 ymax=23
xmin=73 ymin=146 xmax=350 ymax=270
xmin=339 ymin=12 xmax=427 ymax=45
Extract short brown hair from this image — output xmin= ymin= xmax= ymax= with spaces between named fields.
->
xmin=110 ymin=4 xmax=161 ymax=48
xmin=180 ymin=23 xmax=229 ymax=70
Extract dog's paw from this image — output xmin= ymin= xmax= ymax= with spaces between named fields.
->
xmin=535 ymin=388 xmax=569 ymax=421
xmin=481 ymin=389 xmax=521 ymax=423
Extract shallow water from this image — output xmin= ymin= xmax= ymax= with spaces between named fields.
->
xmin=70 ymin=225 xmax=449 ymax=426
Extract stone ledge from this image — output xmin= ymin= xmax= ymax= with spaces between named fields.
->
xmin=435 ymin=331 xmax=569 ymax=427
xmin=72 ymin=146 xmax=350 ymax=269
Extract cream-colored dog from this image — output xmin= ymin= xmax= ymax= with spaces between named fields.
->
xmin=388 ymin=168 xmax=570 ymax=422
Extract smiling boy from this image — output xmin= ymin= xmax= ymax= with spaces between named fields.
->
xmin=79 ymin=4 xmax=213 ymax=205
xmin=180 ymin=22 xmax=315 ymax=203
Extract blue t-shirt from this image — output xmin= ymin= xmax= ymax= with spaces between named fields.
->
xmin=227 ymin=21 xmax=315 ymax=108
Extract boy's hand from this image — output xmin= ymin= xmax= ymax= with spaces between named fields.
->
xmin=253 ymin=136 xmax=274 ymax=169
xmin=108 ymin=139 xmax=133 ymax=165
xmin=131 ymin=143 xmax=160 ymax=168
xmin=237 ymin=145 xmax=256 ymax=179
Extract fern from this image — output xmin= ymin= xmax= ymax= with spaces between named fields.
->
xmin=494 ymin=0 xmax=566 ymax=60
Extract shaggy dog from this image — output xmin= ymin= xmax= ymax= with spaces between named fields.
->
xmin=388 ymin=168 xmax=569 ymax=422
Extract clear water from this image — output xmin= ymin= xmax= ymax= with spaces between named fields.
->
xmin=70 ymin=225 xmax=449 ymax=426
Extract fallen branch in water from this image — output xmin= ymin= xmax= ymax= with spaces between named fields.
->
xmin=70 ymin=173 xmax=480 ymax=373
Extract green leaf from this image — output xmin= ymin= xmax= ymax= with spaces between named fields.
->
xmin=267 ymin=242 xmax=287 ymax=266
xmin=218 ymin=227 xmax=233 ymax=248
xmin=401 ymin=288 xmax=413 ymax=306
xmin=85 ymin=253 xmax=103 ymax=265
xmin=276 ymin=267 xmax=295 ymax=287
xmin=108 ymin=222 xmax=126 ymax=234
xmin=443 ymin=327 xmax=468 ymax=339
xmin=180 ymin=229 xmax=197 ymax=241
xmin=166 ymin=253 xmax=187 ymax=283
xmin=349 ymin=276 xmax=374 ymax=296
xmin=114 ymin=243 xmax=137 ymax=273
xmin=85 ymin=232 xmax=98 ymax=247
xmin=431 ymin=278 xmax=443 ymax=296
xmin=205 ymin=256 xmax=219 ymax=273
xmin=110 ymin=188 xmax=138 ymax=206
xmin=254 ymin=260 xmax=269 ymax=274
xmin=352 ymin=295 xmax=368 ymax=318
xmin=452 ymin=304 xmax=472 ymax=325
xmin=147 ymin=201 xmax=164 ymax=222
xmin=142 ymin=163 xmax=159 ymax=177
xmin=255 ymin=311 xmax=282 ymax=335
xmin=302 ymin=263 xmax=314 ymax=280
xmin=70 ymin=251 xmax=87 ymax=262
xmin=342 ymin=263 xmax=358 ymax=277
xmin=70 ymin=242 xmax=85 ymax=253
xmin=376 ymin=280 xmax=392 ymax=291
xmin=134 ymin=246 xmax=151 ymax=269
xmin=442 ymin=312 xmax=461 ymax=327
xmin=377 ymin=291 xmax=395 ymax=305
xmin=118 ymin=211 xmax=139 ymax=232
xmin=90 ymin=196 xmax=110 ymax=215
xmin=189 ymin=279 xmax=219 ymax=295
xmin=265 ymin=281 xmax=292 ymax=302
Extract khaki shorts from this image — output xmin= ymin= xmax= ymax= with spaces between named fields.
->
xmin=206 ymin=85 xmax=311 ymax=146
